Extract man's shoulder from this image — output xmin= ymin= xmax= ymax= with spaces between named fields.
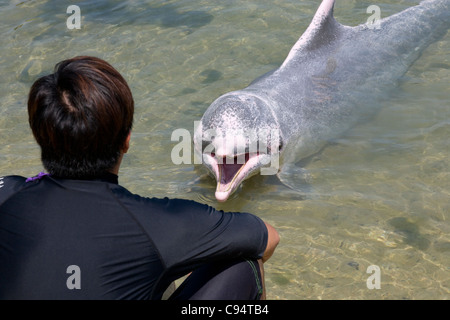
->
xmin=0 ymin=175 xmax=26 ymax=183
xmin=0 ymin=175 xmax=27 ymax=204
xmin=0 ymin=175 xmax=27 ymax=189
xmin=110 ymin=184 xmax=209 ymax=214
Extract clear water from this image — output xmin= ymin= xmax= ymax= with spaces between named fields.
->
xmin=0 ymin=0 xmax=448 ymax=299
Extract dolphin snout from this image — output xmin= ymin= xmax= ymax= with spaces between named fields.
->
xmin=202 ymin=151 xmax=272 ymax=202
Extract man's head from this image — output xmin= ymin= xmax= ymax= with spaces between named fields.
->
xmin=28 ymin=56 xmax=134 ymax=179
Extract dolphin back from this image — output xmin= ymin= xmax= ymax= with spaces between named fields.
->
xmin=244 ymin=0 xmax=449 ymax=162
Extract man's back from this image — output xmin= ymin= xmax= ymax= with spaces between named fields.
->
xmin=0 ymin=174 xmax=267 ymax=299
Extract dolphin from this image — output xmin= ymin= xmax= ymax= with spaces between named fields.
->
xmin=194 ymin=0 xmax=449 ymax=202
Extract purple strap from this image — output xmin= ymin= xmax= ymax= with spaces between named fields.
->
xmin=26 ymin=172 xmax=51 ymax=182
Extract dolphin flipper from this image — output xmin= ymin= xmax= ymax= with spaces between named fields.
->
xmin=277 ymin=163 xmax=313 ymax=195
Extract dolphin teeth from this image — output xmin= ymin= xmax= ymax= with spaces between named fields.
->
xmin=217 ymin=154 xmax=249 ymax=192
xmin=207 ymin=152 xmax=268 ymax=201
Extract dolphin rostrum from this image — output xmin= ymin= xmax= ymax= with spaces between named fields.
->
xmin=194 ymin=0 xmax=449 ymax=202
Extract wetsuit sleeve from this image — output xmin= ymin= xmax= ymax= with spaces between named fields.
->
xmin=128 ymin=197 xmax=268 ymax=276
xmin=0 ymin=176 xmax=26 ymax=206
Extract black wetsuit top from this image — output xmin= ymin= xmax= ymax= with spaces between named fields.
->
xmin=0 ymin=173 xmax=267 ymax=300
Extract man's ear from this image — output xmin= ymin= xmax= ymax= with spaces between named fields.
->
xmin=123 ymin=132 xmax=131 ymax=154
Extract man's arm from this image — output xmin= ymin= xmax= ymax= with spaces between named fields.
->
xmin=262 ymin=221 xmax=280 ymax=263
xmin=257 ymin=221 xmax=279 ymax=300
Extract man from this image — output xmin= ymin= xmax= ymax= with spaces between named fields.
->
xmin=0 ymin=56 xmax=279 ymax=300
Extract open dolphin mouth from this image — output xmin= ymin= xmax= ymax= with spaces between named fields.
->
xmin=203 ymin=152 xmax=271 ymax=202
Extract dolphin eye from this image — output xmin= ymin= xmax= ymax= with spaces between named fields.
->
xmin=278 ymin=139 xmax=283 ymax=151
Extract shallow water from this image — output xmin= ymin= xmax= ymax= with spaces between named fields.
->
xmin=0 ymin=0 xmax=449 ymax=299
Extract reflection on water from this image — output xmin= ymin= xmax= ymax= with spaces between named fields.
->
xmin=0 ymin=0 xmax=449 ymax=299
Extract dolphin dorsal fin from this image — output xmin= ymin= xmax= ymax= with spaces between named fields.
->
xmin=281 ymin=0 xmax=341 ymax=68
xmin=304 ymin=0 xmax=338 ymax=43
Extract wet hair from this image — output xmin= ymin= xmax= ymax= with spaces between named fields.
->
xmin=28 ymin=56 xmax=134 ymax=179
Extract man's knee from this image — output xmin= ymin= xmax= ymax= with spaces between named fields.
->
xmin=169 ymin=259 xmax=264 ymax=300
